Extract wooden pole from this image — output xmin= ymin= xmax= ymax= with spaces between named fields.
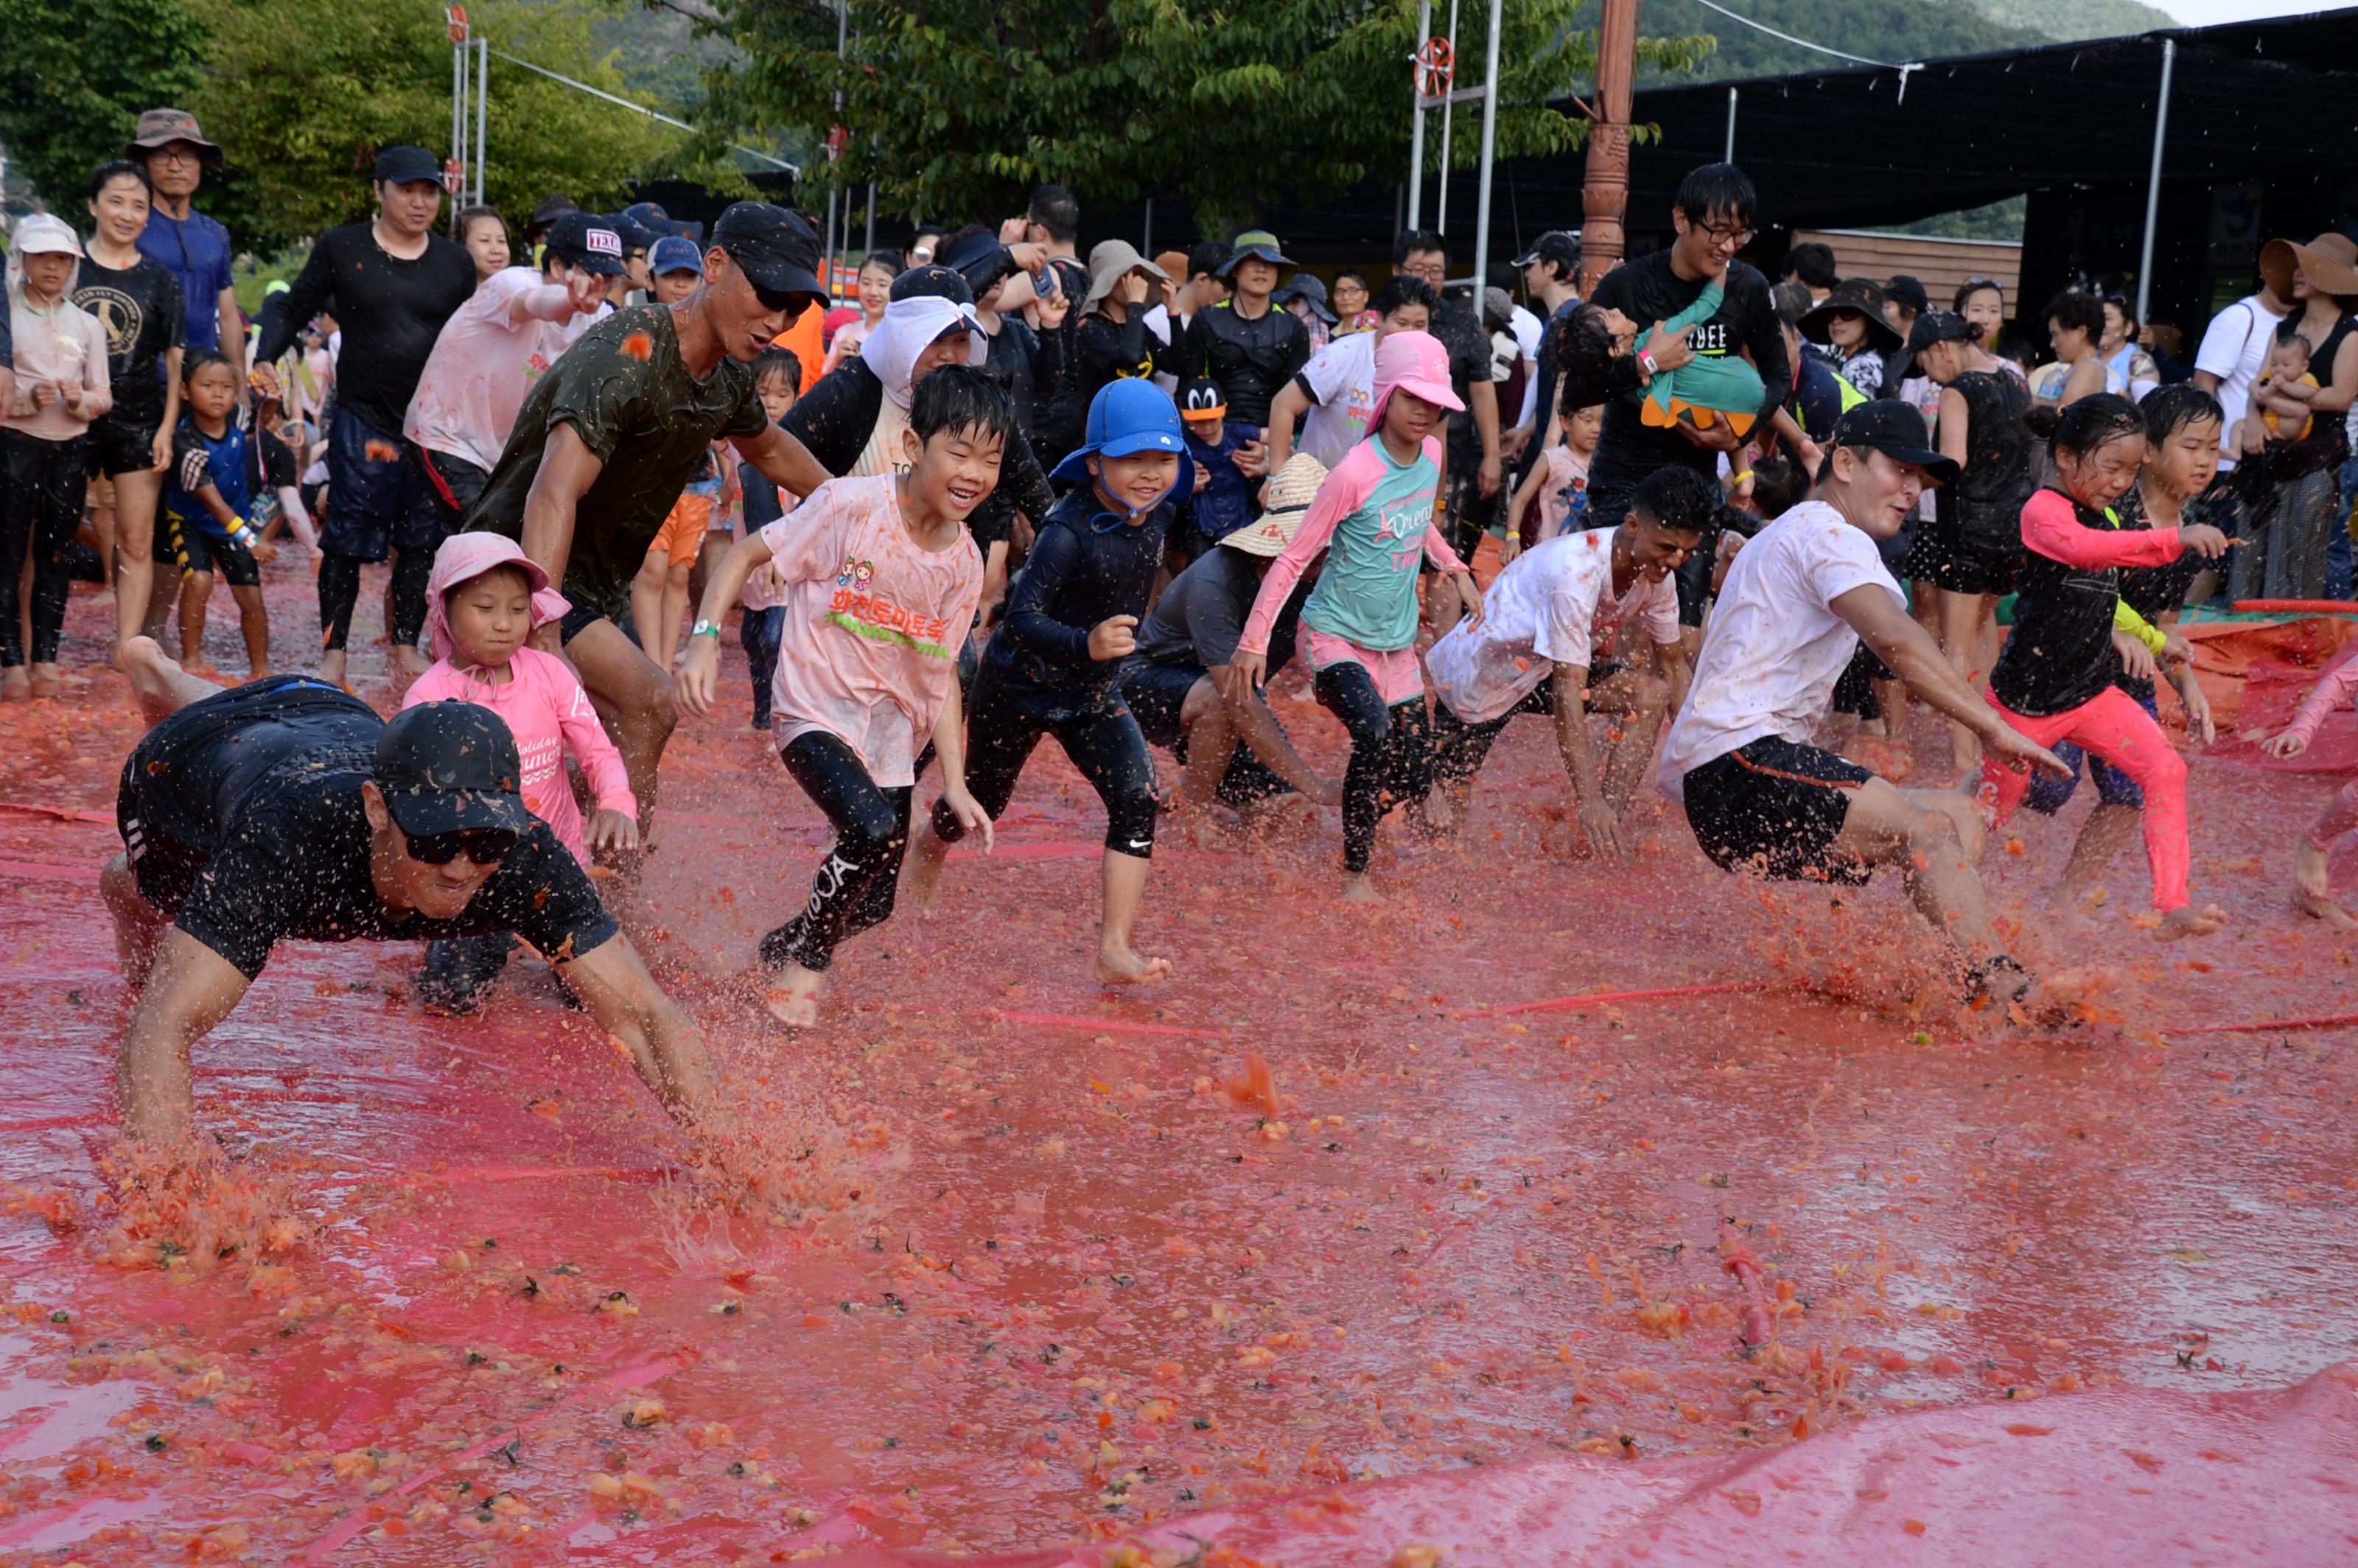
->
xmin=1578 ymin=0 xmax=1637 ymax=296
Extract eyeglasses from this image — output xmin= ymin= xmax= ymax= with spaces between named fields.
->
xmin=1400 ymin=259 xmax=1448 ymax=283
xmin=149 ymin=146 xmax=204 ymax=167
xmin=403 ymin=827 xmax=518 ymax=867
xmin=1693 ymin=221 xmax=1754 ymax=249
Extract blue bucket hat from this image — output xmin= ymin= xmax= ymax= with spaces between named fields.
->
xmin=1051 ymin=379 xmax=1195 ymax=505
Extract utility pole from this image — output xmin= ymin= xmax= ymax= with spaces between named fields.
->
xmin=1579 ymin=0 xmax=1636 ymax=296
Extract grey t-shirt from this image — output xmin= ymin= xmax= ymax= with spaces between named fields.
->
xmin=1135 ymin=545 xmax=1303 ymax=671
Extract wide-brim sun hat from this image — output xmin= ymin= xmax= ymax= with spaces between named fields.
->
xmin=1225 ymin=452 xmax=1327 ymax=557
xmin=2261 ymin=232 xmax=2358 ymax=302
xmin=1219 ymin=230 xmax=1292 ymax=277
xmin=1084 ymin=240 xmax=1169 ymax=309
xmin=1799 ymin=278 xmax=1902 ymax=353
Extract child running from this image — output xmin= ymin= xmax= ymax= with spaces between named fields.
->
xmin=159 ymin=350 xmax=278 ymax=678
xmin=736 ymin=346 xmax=803 ymax=730
xmin=1229 ymin=329 xmax=1483 ymax=900
xmin=2264 ymin=648 xmax=2358 ymax=928
xmin=900 ymin=379 xmax=1190 ymax=983
xmin=679 ymin=365 xmax=1001 ymax=1024
xmin=401 ymin=533 xmax=640 ymax=1009
xmin=1503 ymin=397 xmax=1600 ymax=556
xmin=1427 ymin=465 xmax=1710 ymax=857
xmin=1976 ymin=394 xmax=2232 ymax=939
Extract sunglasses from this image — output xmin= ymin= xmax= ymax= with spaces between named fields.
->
xmin=403 ymin=827 xmax=518 ymax=867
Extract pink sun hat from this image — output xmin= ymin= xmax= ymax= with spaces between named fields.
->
xmin=1368 ymin=329 xmax=1466 ymax=432
xmin=424 ymin=533 xmax=571 ymax=662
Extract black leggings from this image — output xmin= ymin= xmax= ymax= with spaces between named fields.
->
xmin=1314 ymin=662 xmax=1432 ymax=874
xmin=0 ymin=431 xmax=88 ymax=667
xmin=318 ymin=546 xmax=433 ymax=653
xmin=761 ymin=731 xmax=914 ymax=973
xmin=931 ymin=661 xmax=1159 ymax=858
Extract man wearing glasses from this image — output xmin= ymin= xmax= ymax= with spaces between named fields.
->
xmin=1567 ymin=162 xmax=1790 ymax=648
xmin=1390 ymin=230 xmax=1502 ymax=572
xmin=102 ymin=639 xmax=730 ymax=1155
xmin=127 ymin=108 xmax=243 ymax=378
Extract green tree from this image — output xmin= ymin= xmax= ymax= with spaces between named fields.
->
xmin=702 ymin=0 xmax=1708 ymax=234
xmin=184 ymin=0 xmax=744 ymax=252
xmin=0 ymin=0 xmax=209 ymax=211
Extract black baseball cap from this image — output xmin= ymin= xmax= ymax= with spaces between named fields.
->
xmin=1512 ymin=231 xmax=1581 ymax=272
xmin=711 ymin=202 xmax=825 ymax=315
xmin=372 ymin=145 xmax=443 ymax=186
xmin=938 ymin=229 xmax=1015 ymax=298
xmin=1886 ymin=274 xmax=1931 ymax=315
xmin=890 ymin=263 xmax=975 ymax=306
xmin=1829 ymin=399 xmax=1960 ymax=486
xmin=542 ymin=212 xmax=626 ymax=277
xmin=374 ymin=702 xmax=532 ymax=839
xmin=1906 ymin=309 xmax=1974 ymax=355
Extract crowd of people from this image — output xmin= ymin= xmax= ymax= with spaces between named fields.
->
xmin=8 ymin=105 xmax=2358 ymax=1161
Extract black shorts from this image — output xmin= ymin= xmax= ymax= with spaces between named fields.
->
xmin=1934 ymin=531 xmax=2023 ymax=597
xmin=86 ymin=412 xmax=162 ymax=478
xmin=415 ymin=447 xmax=490 ymax=530
xmin=1427 ymin=665 xmax=1620 ymax=787
xmin=1900 ymin=522 xmax=1944 ymax=583
xmin=160 ymin=508 xmax=261 ymax=587
xmin=1679 ymin=735 xmax=1874 ymax=884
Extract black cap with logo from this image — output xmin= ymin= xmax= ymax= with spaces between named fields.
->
xmin=1829 ymin=399 xmax=1960 ymax=486
xmin=711 ymin=202 xmax=827 ymax=315
xmin=543 ymin=212 xmax=626 ymax=277
xmin=374 ymin=702 xmax=532 ymax=839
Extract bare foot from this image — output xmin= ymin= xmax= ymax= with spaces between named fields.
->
xmin=117 ymin=637 xmax=199 ymax=727
xmin=1096 ymin=941 xmax=1172 ymax=986
xmin=760 ymin=963 xmax=825 ymax=1028
xmin=1338 ymin=872 xmax=1380 ymax=903
xmin=391 ymin=644 xmax=431 ymax=679
xmin=0 ymin=667 xmax=27 ymax=703
xmin=320 ymin=648 xmax=349 ymax=690
xmin=27 ymin=663 xmax=62 ymax=699
xmin=900 ymin=827 xmax=948 ymax=915
xmin=2293 ymin=884 xmax=2358 ymax=929
xmin=248 ymin=665 xmax=274 ymax=682
xmin=2155 ymin=903 xmax=2228 ymax=940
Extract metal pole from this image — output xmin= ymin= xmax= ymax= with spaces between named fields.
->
xmin=450 ymin=41 xmax=465 ymax=234
xmin=1438 ymin=0 xmax=1460 ymax=238
xmin=475 ymin=37 xmax=489 ymax=207
xmin=1408 ymin=0 xmax=1430 ymax=231
xmin=1724 ymin=86 xmax=1737 ymax=164
xmin=1470 ymin=0 xmax=1502 ymax=295
xmin=864 ymin=181 xmax=876 ymax=254
xmin=2135 ymin=38 xmax=2175 ymax=324
xmin=1144 ymin=197 xmax=1153 ymax=254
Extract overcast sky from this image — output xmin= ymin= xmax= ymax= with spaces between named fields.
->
xmin=2162 ymin=0 xmax=2340 ymax=23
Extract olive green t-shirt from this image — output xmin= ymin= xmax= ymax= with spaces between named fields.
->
xmin=464 ymin=304 xmax=770 ymax=620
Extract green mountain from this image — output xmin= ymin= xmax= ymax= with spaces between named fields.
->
xmin=1634 ymin=0 xmax=2044 ymax=85
xmin=1960 ymin=0 xmax=2175 ymax=41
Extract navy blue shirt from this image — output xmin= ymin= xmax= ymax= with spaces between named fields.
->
xmin=137 ymin=209 xmax=237 ymax=353
xmin=988 ymin=486 xmax=1173 ymax=693
xmin=1183 ymin=424 xmax=1253 ymax=545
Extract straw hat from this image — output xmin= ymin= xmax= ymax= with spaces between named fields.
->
xmin=2260 ymin=232 xmax=2358 ymax=303
xmin=1225 ymin=452 xmax=1327 ymax=558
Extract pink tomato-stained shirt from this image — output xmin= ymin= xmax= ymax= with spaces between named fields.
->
xmin=761 ymin=473 xmax=984 ymax=788
xmin=402 ymin=647 xmax=636 ymax=864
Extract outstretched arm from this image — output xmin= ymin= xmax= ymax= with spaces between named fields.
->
xmin=520 ymin=424 xmax=604 ymax=631
xmin=1836 ymin=584 xmax=2069 ymax=777
xmin=116 ymin=931 xmax=251 ymax=1148
xmin=555 ymin=934 xmax=727 ymax=1139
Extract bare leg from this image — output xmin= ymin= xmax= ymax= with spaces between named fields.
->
xmin=231 ymin=584 xmax=270 ymax=679
xmin=2292 ymin=840 xmax=2358 ymax=928
xmin=900 ymin=819 xmax=951 ymax=914
xmin=101 ymin=854 xmax=172 ymax=986
xmin=1178 ymin=677 xmax=1239 ymax=813
xmin=565 ymin=617 xmax=679 ymax=897
xmin=90 ymin=501 xmax=117 ymax=601
xmin=1097 ymin=850 xmax=1172 ymax=984
xmin=177 ymin=571 xmax=213 ymax=668
xmin=117 ymin=635 xmax=221 ymax=727
xmin=112 ymin=467 xmax=166 ymax=653
xmin=2056 ymin=801 xmax=2141 ymax=906
xmin=320 ymin=645 xmax=349 ymax=690
xmin=1937 ymin=589 xmax=1991 ymax=777
xmin=1829 ymin=778 xmax=2012 ymax=979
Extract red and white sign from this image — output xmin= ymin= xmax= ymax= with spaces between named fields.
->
xmin=1414 ymin=37 xmax=1455 ymax=97
xmin=447 ymin=5 xmax=469 ymax=43
xmin=442 ymin=158 xmax=464 ymax=195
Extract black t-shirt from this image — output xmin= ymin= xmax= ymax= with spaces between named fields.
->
xmin=1173 ymin=301 xmax=1310 ymax=431
xmin=2113 ymin=486 xmax=2211 ymax=705
xmin=1581 ymin=253 xmax=1788 ymax=491
xmin=979 ymin=315 xmax=1040 ymax=438
xmin=1135 ymin=544 xmax=1304 ymax=672
xmin=1990 ymin=488 xmax=2143 ymax=718
xmin=74 ymin=255 xmax=184 ymax=429
xmin=467 ymin=305 xmax=769 ymax=620
xmin=256 ymin=223 xmax=477 ymax=438
xmin=129 ymin=682 xmax=616 ymax=981
xmin=1937 ymin=370 xmax=2033 ymax=545
xmin=1427 ymin=298 xmax=1497 ymax=461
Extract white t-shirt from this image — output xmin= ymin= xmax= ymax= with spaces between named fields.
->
xmin=1510 ymin=304 xmax=1543 ymax=361
xmin=1427 ymin=529 xmax=1680 ymax=724
xmin=404 ymin=267 xmax=606 ymax=472
xmin=1295 ymin=331 xmax=1379 ymax=469
xmin=1657 ymin=502 xmax=1903 ymax=804
xmin=2193 ymin=294 xmax=2287 ymax=472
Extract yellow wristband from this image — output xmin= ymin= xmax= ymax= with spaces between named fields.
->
xmin=1729 ymin=469 xmax=1755 ymax=486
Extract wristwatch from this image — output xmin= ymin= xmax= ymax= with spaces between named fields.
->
xmin=690 ymin=619 xmax=724 ymax=640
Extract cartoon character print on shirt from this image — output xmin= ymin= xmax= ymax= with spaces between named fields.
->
xmin=828 ymin=555 xmax=952 ymax=658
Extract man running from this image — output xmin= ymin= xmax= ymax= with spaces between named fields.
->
xmin=105 ymin=640 xmax=727 ymax=1154
xmin=127 ymin=108 xmax=242 ymax=374
xmin=1565 ymin=164 xmax=1790 ymax=652
xmin=463 ymin=202 xmax=833 ymax=878
xmin=403 ymin=212 xmax=623 ymax=532
xmin=1656 ymin=403 xmax=2067 ymax=1006
xmin=253 ymin=146 xmax=478 ymax=684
